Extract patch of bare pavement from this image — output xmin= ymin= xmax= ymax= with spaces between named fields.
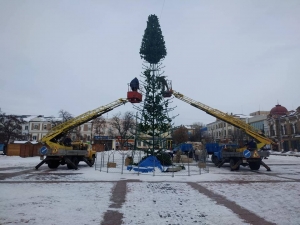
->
xmin=101 ymin=179 xmax=140 ymax=225
xmin=0 ymin=168 xmax=34 ymax=180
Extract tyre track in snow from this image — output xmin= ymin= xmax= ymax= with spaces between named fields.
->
xmin=188 ymin=182 xmax=276 ymax=225
xmin=100 ymin=179 xmax=140 ymax=225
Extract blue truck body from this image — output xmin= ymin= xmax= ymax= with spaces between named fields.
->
xmin=173 ymin=143 xmax=193 ymax=152
xmin=205 ymin=142 xmax=270 ymax=171
xmin=206 ymin=143 xmax=239 ymax=160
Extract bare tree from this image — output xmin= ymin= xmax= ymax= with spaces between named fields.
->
xmin=48 ymin=110 xmax=73 ymax=128
xmin=49 ymin=110 xmax=74 ymax=142
xmin=172 ymin=126 xmax=189 ymax=145
xmin=49 ymin=116 xmax=60 ymax=128
xmin=108 ymin=112 xmax=135 ymax=150
xmin=0 ymin=112 xmax=25 ymax=145
xmin=189 ymin=122 xmax=205 ymax=142
xmin=92 ymin=116 xmax=106 ymax=136
xmin=58 ymin=110 xmax=73 ymax=122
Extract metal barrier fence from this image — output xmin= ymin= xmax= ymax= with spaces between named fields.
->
xmin=95 ymin=150 xmax=209 ymax=176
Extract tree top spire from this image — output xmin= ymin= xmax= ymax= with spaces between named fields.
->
xmin=139 ymin=14 xmax=167 ymax=64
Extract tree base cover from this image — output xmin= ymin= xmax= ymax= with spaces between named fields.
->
xmin=127 ymin=156 xmax=162 ymax=172
xmin=126 ymin=154 xmax=176 ymax=173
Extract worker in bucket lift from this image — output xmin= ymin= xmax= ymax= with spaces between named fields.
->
xmin=247 ymin=139 xmax=257 ymax=150
xmin=130 ymin=77 xmax=139 ymax=91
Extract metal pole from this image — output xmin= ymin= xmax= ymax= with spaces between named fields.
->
xmin=138 ymin=150 xmax=141 ymax=176
xmin=172 ymin=162 xmax=174 ymax=178
xmin=100 ymin=152 xmax=102 ymax=172
xmin=188 ymin=152 xmax=190 ymax=176
xmin=94 ymin=156 xmax=96 ymax=171
xmin=134 ymin=112 xmax=138 ymax=151
xmin=279 ymin=117 xmax=283 ymax=151
xmin=107 ymin=155 xmax=109 ymax=173
xmin=121 ymin=153 xmax=124 ymax=174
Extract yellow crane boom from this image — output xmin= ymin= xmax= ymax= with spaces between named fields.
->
xmin=41 ymin=98 xmax=128 ymax=151
xmin=172 ymin=90 xmax=276 ymax=150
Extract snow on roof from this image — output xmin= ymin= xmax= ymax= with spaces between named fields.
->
xmin=22 ymin=115 xmax=61 ymax=122
xmin=233 ymin=114 xmax=252 ymax=119
xmin=22 ymin=115 xmax=39 ymax=122
xmin=13 ymin=141 xmax=39 ymax=144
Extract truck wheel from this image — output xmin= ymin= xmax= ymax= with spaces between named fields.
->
xmin=89 ymin=155 xmax=95 ymax=166
xmin=230 ymin=158 xmax=240 ymax=171
xmin=73 ymin=157 xmax=79 ymax=166
xmin=249 ymin=161 xmax=260 ymax=170
xmin=67 ymin=157 xmax=74 ymax=169
xmin=211 ymin=155 xmax=217 ymax=163
xmin=67 ymin=163 xmax=73 ymax=169
xmin=214 ymin=159 xmax=222 ymax=167
xmin=48 ymin=160 xmax=60 ymax=169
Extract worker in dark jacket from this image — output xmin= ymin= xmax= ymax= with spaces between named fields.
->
xmin=130 ymin=77 xmax=139 ymax=91
xmin=247 ymin=139 xmax=257 ymax=150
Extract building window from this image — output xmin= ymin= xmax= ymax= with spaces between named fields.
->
xmin=271 ymin=126 xmax=275 ymax=136
xmin=32 ymin=136 xmax=37 ymax=140
xmin=295 ymin=123 xmax=298 ymax=134
xmin=25 ymin=126 xmax=28 ymax=130
xmin=281 ymin=125 xmax=287 ymax=135
xmin=34 ymin=124 xmax=38 ymax=130
xmin=43 ymin=124 xmax=47 ymax=130
xmin=284 ymin=125 xmax=287 ymax=135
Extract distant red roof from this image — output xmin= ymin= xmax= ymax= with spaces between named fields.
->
xmin=270 ymin=104 xmax=288 ymax=116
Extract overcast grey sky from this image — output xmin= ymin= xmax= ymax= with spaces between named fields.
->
xmin=0 ymin=0 xmax=299 ymax=126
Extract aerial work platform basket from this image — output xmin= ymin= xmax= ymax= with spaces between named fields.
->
xmin=127 ymin=77 xmax=142 ymax=103
xmin=162 ymin=80 xmax=172 ymax=98
xmin=127 ymin=91 xmax=142 ymax=103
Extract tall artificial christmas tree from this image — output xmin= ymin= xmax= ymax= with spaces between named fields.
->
xmin=136 ymin=14 xmax=175 ymax=156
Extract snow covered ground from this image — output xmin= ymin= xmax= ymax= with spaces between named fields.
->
xmin=0 ymin=153 xmax=299 ymax=225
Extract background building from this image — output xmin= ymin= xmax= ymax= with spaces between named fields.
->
xmin=206 ymin=114 xmax=250 ymax=145
xmin=267 ymin=105 xmax=300 ymax=151
xmin=13 ymin=104 xmax=300 ymax=152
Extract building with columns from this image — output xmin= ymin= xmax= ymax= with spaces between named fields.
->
xmin=267 ymin=104 xmax=300 ymax=151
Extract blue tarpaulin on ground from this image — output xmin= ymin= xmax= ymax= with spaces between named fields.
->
xmin=139 ymin=156 xmax=162 ymax=170
xmin=127 ymin=156 xmax=163 ymax=172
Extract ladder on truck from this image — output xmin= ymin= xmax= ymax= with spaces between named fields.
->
xmin=172 ymin=90 xmax=276 ymax=151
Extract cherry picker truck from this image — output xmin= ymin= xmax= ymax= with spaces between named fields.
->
xmin=35 ymin=82 xmax=142 ymax=170
xmin=172 ymin=90 xmax=276 ymax=171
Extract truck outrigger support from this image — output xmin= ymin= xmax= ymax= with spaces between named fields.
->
xmin=35 ymin=158 xmax=48 ymax=170
xmin=217 ymin=159 xmax=226 ymax=168
xmin=230 ymin=159 xmax=242 ymax=171
xmin=261 ymin=160 xmax=271 ymax=171
xmin=82 ymin=157 xmax=93 ymax=167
